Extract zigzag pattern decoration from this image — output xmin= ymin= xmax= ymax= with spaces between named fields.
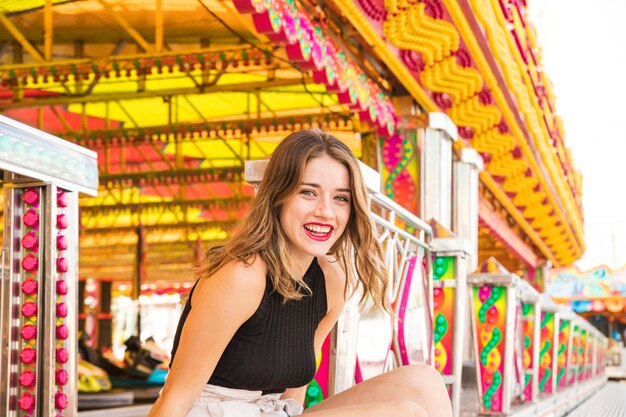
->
xmin=420 ymin=55 xmax=483 ymax=103
xmin=470 ymin=130 xmax=516 ymax=160
xmin=447 ymin=96 xmax=501 ymax=135
xmin=467 ymin=0 xmax=582 ymax=263
xmin=342 ymin=0 xmax=581 ymax=265
xmin=384 ymin=1 xmax=460 ymax=65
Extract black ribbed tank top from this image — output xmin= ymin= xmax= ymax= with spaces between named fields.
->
xmin=170 ymin=258 xmax=327 ymax=394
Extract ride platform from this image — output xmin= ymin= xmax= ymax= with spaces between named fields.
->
xmin=567 ymin=381 xmax=626 ymax=417
xmin=460 ymin=375 xmax=607 ymax=417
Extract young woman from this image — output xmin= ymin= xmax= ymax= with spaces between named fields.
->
xmin=147 ymin=129 xmax=452 ymax=417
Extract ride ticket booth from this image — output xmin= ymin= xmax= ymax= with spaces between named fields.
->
xmin=0 ymin=115 xmax=98 ymax=416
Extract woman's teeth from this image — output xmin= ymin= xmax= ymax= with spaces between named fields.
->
xmin=304 ymin=224 xmax=331 ymax=234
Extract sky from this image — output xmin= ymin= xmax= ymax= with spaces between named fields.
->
xmin=528 ymin=0 xmax=626 ymax=270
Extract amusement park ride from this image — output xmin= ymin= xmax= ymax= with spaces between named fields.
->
xmin=0 ymin=0 xmax=613 ymax=417
xmin=0 ymin=112 xmax=608 ymax=416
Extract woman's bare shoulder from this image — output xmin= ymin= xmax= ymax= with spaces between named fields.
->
xmin=192 ymin=257 xmax=267 ymax=311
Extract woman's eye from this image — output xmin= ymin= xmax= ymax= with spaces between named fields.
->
xmin=335 ymin=195 xmax=350 ymax=202
xmin=301 ymin=189 xmax=315 ymax=197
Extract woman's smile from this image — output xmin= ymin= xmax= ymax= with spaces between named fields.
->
xmin=303 ymin=222 xmax=334 ymax=241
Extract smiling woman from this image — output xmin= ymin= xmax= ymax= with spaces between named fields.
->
xmin=147 ymin=129 xmax=452 ymax=417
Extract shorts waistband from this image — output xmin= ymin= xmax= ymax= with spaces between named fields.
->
xmin=197 ymin=384 xmax=282 ymax=402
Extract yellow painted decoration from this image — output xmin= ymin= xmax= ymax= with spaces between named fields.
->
xmin=383 ymin=2 xmax=459 ymax=66
xmin=420 ymin=55 xmax=484 ymax=104
xmin=440 ymin=0 xmax=582 ymax=265
xmin=470 ymin=130 xmax=516 ymax=159
xmin=447 ymin=96 xmax=501 ymax=135
xmin=467 ymin=0 xmax=583 ymax=258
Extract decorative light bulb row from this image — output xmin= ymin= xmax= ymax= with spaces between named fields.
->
xmin=55 ymin=189 xmax=70 ymax=414
xmin=0 ymin=50 xmax=270 ymax=87
xmin=18 ymin=188 xmax=40 ymax=413
xmin=233 ymin=0 xmax=397 ymax=135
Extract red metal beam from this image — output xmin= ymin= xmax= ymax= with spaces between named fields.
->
xmin=478 ymin=194 xmax=539 ymax=268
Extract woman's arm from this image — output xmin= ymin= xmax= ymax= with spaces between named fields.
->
xmin=147 ymin=258 xmax=267 ymax=417
xmin=281 ymin=257 xmax=347 ymax=404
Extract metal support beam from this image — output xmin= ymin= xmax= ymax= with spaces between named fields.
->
xmin=0 ymin=78 xmax=310 ymax=110
xmin=80 ymin=197 xmax=252 ymax=216
xmin=96 ymin=0 xmax=155 ymax=53
xmin=50 ymin=106 xmax=74 ymax=133
xmin=155 ymin=0 xmax=163 ymax=52
xmin=99 ymin=166 xmax=244 ymax=187
xmin=478 ymin=194 xmax=540 ymax=268
xmin=64 ymin=111 xmax=354 ymax=147
xmin=44 ymin=0 xmax=53 ymax=61
xmin=80 ymin=220 xmax=238 ymax=236
xmin=0 ymin=14 xmax=44 ymax=62
xmin=80 ymin=240 xmax=222 ymax=256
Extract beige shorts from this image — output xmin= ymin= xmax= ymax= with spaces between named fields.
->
xmin=185 ymin=384 xmax=304 ymax=417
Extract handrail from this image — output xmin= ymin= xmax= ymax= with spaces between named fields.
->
xmin=369 ymin=191 xmax=433 ymax=239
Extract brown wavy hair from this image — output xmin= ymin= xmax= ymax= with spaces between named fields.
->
xmin=199 ymin=128 xmax=389 ymax=310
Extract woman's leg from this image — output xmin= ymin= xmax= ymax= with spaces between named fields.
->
xmin=302 ymin=400 xmax=427 ymax=417
xmin=303 ymin=364 xmax=451 ymax=417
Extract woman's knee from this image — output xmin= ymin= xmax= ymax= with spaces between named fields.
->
xmin=395 ymin=400 xmax=428 ymax=417
xmin=394 ymin=364 xmax=446 ymax=387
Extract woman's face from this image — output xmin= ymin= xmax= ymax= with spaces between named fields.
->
xmin=280 ymin=154 xmax=352 ymax=271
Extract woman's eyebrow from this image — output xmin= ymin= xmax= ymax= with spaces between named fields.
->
xmin=301 ymin=182 xmax=351 ymax=193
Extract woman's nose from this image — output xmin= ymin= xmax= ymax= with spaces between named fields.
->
xmin=315 ymin=197 xmax=333 ymax=218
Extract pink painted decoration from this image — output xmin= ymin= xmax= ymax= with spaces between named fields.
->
xmin=233 ymin=1 xmax=397 ymax=135
xmin=56 ymin=324 xmax=69 ymax=340
xmin=18 ymin=392 xmax=35 ymax=411
xmin=21 ymin=302 xmax=38 ymax=317
xmin=232 ymin=0 xmax=256 ymax=13
xmin=57 ymin=191 xmax=68 ymax=208
xmin=21 ymin=324 xmax=37 ymax=340
xmin=56 ymin=348 xmax=69 ymax=364
xmin=22 ymin=280 xmax=38 ymax=295
xmin=23 ymin=209 xmax=40 ymax=227
xmin=21 ymin=231 xmax=39 ymax=251
xmin=57 ymin=280 xmax=68 ymax=296
xmin=22 ymin=254 xmax=39 ymax=272
xmin=19 ymin=370 xmax=36 ymax=387
xmin=57 ymin=235 xmax=68 ymax=250
xmin=24 ymin=189 xmax=40 ymax=206
xmin=56 ymin=369 xmax=69 ymax=386
xmin=20 ymin=348 xmax=37 ymax=364
xmin=56 ymin=214 xmax=68 ymax=229
xmin=57 ymin=302 xmax=68 ymax=318
xmin=57 ymin=257 xmax=68 ymax=273
xmin=55 ymin=392 xmax=68 ymax=410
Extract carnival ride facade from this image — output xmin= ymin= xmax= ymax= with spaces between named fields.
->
xmin=548 ymin=265 xmax=626 ymax=377
xmin=0 ymin=1 xmax=604 ymax=417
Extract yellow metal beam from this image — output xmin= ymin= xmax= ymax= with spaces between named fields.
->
xmin=155 ymin=0 xmax=163 ymax=52
xmin=0 ymin=78 xmax=309 ymax=110
xmin=0 ymin=13 xmax=44 ymax=62
xmin=44 ymin=0 xmax=53 ymax=61
xmin=96 ymin=0 xmax=155 ymax=53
